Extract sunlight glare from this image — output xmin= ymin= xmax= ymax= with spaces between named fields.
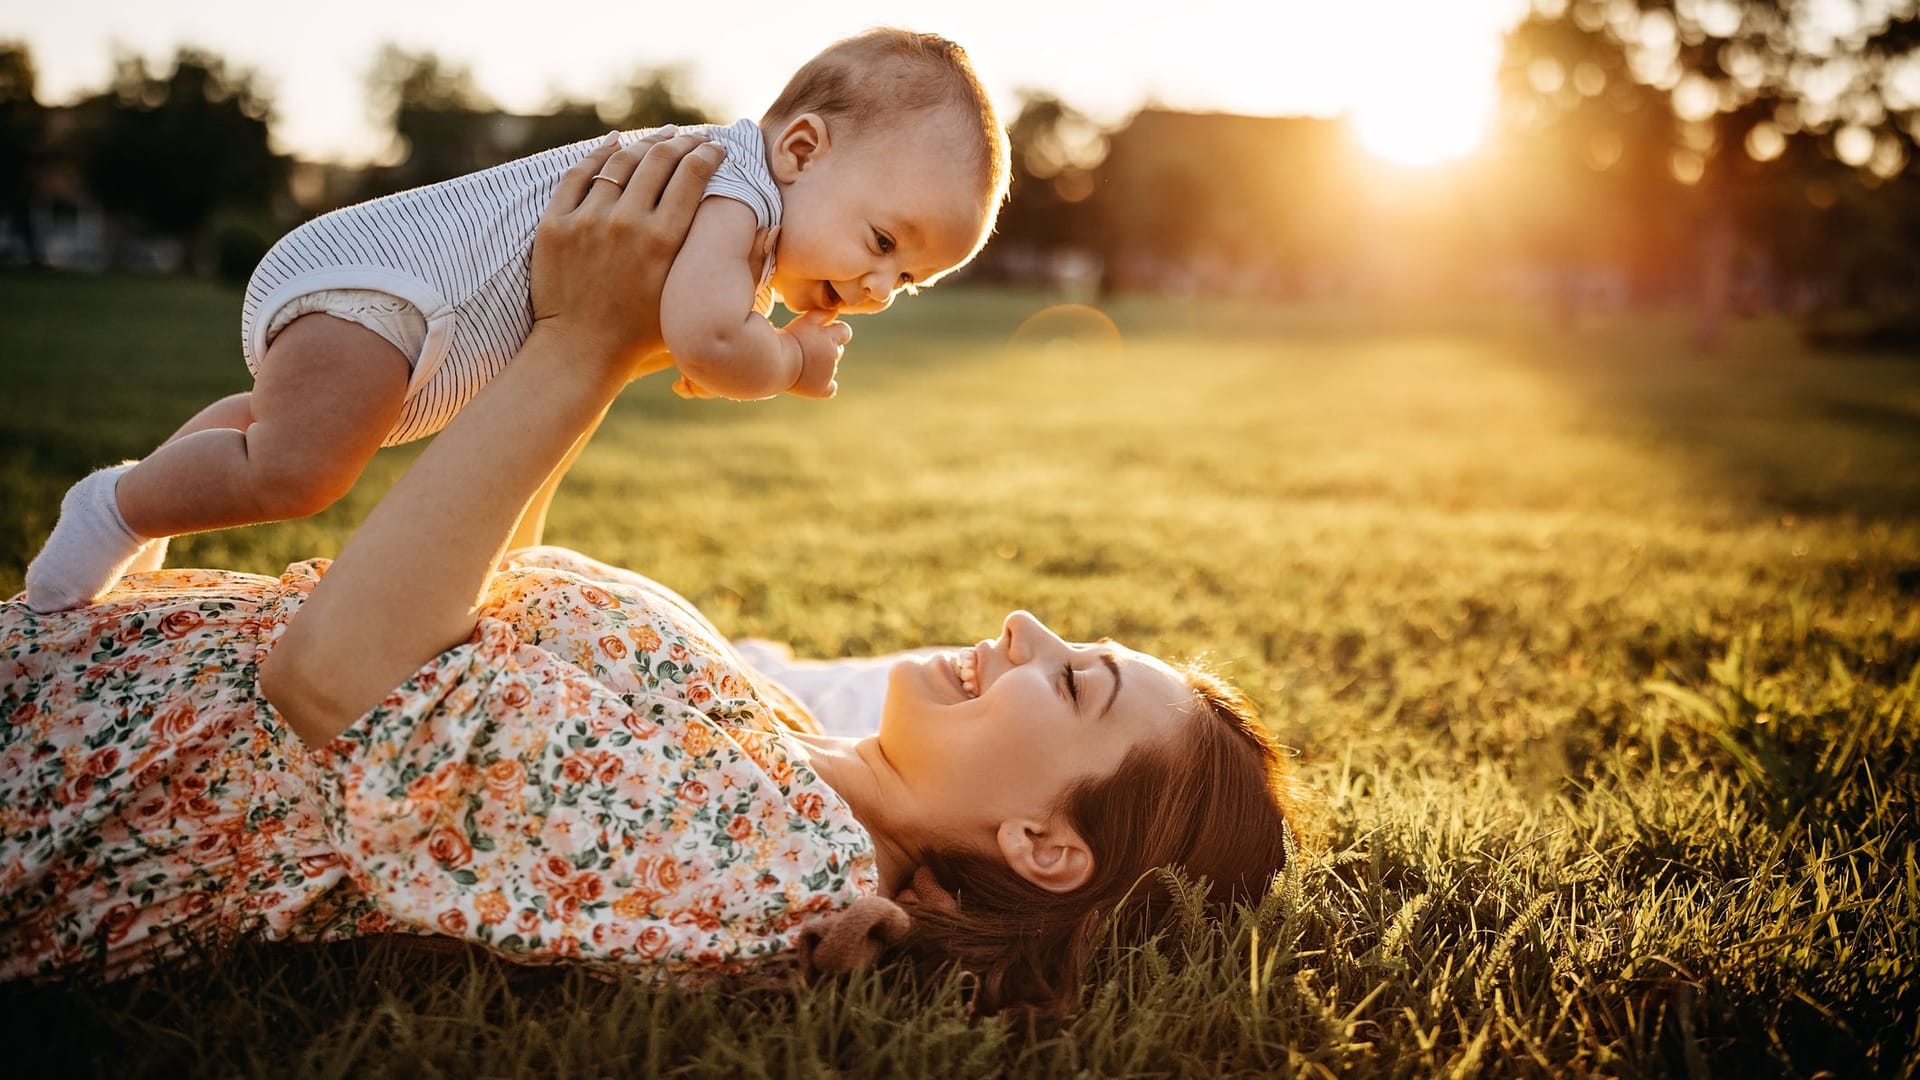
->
xmin=1338 ymin=2 xmax=1511 ymax=168
xmin=1353 ymin=93 xmax=1493 ymax=166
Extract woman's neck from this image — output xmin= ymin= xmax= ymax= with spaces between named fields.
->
xmin=790 ymin=732 xmax=917 ymax=896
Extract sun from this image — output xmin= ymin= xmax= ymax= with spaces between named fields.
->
xmin=1338 ymin=5 xmax=1509 ymax=169
xmin=1352 ymin=88 xmax=1494 ymax=168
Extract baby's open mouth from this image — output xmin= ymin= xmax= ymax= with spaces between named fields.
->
xmin=823 ymin=283 xmax=842 ymax=309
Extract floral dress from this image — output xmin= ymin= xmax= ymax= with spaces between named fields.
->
xmin=0 ymin=546 xmax=877 ymax=981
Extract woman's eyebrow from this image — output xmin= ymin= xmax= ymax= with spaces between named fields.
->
xmin=1099 ymin=650 xmax=1122 ymax=718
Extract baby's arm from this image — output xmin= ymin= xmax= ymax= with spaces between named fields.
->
xmin=662 ymin=199 xmax=824 ymax=400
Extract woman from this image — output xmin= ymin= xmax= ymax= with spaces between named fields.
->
xmin=1 ymin=134 xmax=1296 ymax=1013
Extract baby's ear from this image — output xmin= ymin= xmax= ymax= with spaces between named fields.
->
xmin=770 ymin=113 xmax=830 ymax=182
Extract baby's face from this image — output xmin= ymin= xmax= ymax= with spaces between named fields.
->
xmin=768 ymin=109 xmax=992 ymax=315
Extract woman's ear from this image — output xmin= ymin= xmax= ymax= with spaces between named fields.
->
xmin=769 ymin=112 xmax=830 ymax=183
xmin=995 ymin=818 xmax=1094 ymax=894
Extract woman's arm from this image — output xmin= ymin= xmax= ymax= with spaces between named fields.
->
xmin=261 ymin=133 xmax=727 ymax=747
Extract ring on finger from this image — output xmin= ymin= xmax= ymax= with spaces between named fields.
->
xmin=590 ymin=172 xmax=626 ymax=189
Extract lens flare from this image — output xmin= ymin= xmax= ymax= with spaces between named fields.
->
xmin=1009 ymin=304 xmax=1123 ymax=352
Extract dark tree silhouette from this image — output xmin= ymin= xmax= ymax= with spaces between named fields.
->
xmin=366 ymin=46 xmax=495 ymax=186
xmin=363 ymin=48 xmax=712 ymax=196
xmin=0 ymin=42 xmax=44 ymax=266
xmin=78 ymin=49 xmax=284 ymax=273
xmin=603 ymin=66 xmax=711 ymax=131
xmin=994 ymin=92 xmax=1103 ymax=261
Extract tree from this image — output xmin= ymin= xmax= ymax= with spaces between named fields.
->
xmin=1492 ymin=15 xmax=1691 ymax=311
xmin=79 ymin=48 xmax=284 ymax=272
xmin=1499 ymin=1 xmax=1920 ymax=338
xmin=603 ymin=66 xmax=711 ymax=131
xmin=366 ymin=46 xmax=494 ymax=185
xmin=363 ymin=50 xmax=712 ymax=196
xmin=997 ymin=92 xmax=1105 ymax=255
xmin=0 ymin=42 xmax=44 ymax=265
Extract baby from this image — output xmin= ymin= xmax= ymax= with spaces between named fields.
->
xmin=26 ymin=28 xmax=1009 ymax=612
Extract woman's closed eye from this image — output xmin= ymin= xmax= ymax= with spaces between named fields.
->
xmin=1060 ymin=662 xmax=1079 ymax=704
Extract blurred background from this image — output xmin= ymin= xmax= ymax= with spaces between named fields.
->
xmin=2 ymin=10 xmax=1917 ymax=1069
xmin=2 ymin=0 xmax=1916 ymax=349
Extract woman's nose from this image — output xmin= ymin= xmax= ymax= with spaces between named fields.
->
xmin=1002 ymin=610 xmax=1064 ymax=663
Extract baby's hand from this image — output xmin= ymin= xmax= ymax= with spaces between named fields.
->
xmin=670 ymin=368 xmax=714 ymax=399
xmin=784 ymin=310 xmax=851 ymax=399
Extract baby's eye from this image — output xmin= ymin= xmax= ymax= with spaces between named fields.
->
xmin=872 ymin=228 xmax=895 ymax=255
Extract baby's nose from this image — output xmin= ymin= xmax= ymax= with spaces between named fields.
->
xmin=861 ymin=283 xmax=896 ymax=312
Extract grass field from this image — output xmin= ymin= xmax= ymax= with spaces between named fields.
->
xmin=2 ymin=271 xmax=1917 ymax=1077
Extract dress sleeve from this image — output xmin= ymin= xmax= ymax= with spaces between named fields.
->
xmin=298 ymin=617 xmax=875 ymax=975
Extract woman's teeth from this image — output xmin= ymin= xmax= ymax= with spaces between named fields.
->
xmin=952 ymin=650 xmax=979 ymax=697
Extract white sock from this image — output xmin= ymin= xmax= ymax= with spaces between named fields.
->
xmin=126 ymin=536 xmax=171 ymax=575
xmin=24 ymin=462 xmax=151 ymax=612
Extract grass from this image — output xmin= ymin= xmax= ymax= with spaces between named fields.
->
xmin=2 ymin=271 xmax=1916 ymax=1076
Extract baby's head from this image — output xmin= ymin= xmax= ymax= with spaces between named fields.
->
xmin=759 ymin=29 xmax=1010 ymax=315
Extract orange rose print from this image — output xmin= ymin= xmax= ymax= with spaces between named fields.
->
xmin=681 ymin=723 xmax=714 ymax=758
xmin=0 ymin=548 xmax=877 ymax=984
xmin=153 ymin=699 xmax=197 ymax=741
xmin=475 ymin=890 xmax=510 ymax=925
xmin=483 ymin=759 xmax=524 ymax=800
xmin=635 ymin=925 xmax=671 ymax=958
xmin=100 ymin=903 xmax=139 ymax=945
xmin=157 ymin=609 xmax=204 ymax=639
xmin=426 ymin=825 xmax=473 ymax=868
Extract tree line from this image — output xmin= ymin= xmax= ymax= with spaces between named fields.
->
xmin=996 ymin=1 xmax=1919 ymax=342
xmin=2 ymin=1 xmax=1916 ymax=340
xmin=0 ymin=44 xmax=708 ymax=277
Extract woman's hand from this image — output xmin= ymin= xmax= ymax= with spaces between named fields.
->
xmin=530 ymin=130 xmax=727 ymax=385
xmin=262 ymin=130 xmax=720 ymax=748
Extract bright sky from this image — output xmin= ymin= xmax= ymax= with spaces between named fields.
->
xmin=7 ymin=0 xmax=1531 ymax=166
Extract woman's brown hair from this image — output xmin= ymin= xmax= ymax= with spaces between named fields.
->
xmin=892 ymin=663 xmax=1300 ymax=1014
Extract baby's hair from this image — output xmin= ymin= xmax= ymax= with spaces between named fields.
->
xmin=763 ymin=28 xmax=1011 ymax=210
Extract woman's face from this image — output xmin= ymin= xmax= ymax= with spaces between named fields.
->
xmin=879 ymin=611 xmax=1195 ymax=842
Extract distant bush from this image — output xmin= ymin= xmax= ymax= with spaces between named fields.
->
xmin=210 ymin=214 xmax=279 ymax=283
xmin=1802 ymin=309 xmax=1920 ymax=354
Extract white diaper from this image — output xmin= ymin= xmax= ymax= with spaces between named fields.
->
xmin=263 ymin=288 xmax=430 ymax=366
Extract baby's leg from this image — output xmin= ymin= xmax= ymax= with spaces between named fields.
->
xmin=124 ymin=393 xmax=259 ymax=574
xmin=119 ymin=313 xmax=409 ymax=533
xmin=25 ymin=315 xmax=408 ymax=611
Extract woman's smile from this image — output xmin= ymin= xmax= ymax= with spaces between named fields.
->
xmin=951 ymin=646 xmax=981 ymax=697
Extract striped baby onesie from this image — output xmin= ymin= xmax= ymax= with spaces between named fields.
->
xmin=241 ymin=119 xmax=780 ymax=446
